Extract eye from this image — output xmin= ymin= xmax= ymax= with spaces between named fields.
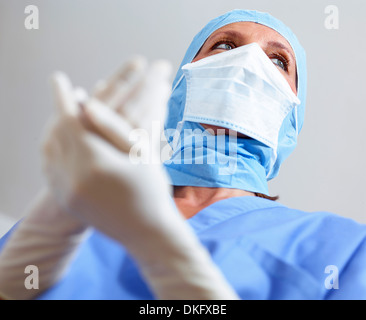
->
xmin=270 ymin=55 xmax=289 ymax=72
xmin=213 ymin=42 xmax=234 ymax=51
xmin=271 ymin=58 xmax=285 ymax=70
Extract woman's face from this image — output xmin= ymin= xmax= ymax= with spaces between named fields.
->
xmin=192 ymin=21 xmax=298 ymax=135
xmin=193 ymin=21 xmax=297 ymax=93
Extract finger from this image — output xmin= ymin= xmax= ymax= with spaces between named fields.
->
xmin=93 ymin=56 xmax=147 ymax=110
xmin=79 ymin=98 xmax=134 ymax=153
xmin=120 ymin=60 xmax=171 ymax=159
xmin=125 ymin=60 xmax=172 ymax=130
xmin=74 ymin=87 xmax=89 ymax=105
xmin=51 ymin=72 xmax=78 ymax=116
xmin=41 ymin=116 xmax=62 ymax=163
xmin=144 ymin=60 xmax=172 ymax=123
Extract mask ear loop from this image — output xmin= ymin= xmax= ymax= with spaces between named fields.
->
xmin=266 ymin=148 xmax=278 ymax=180
xmin=294 ymin=105 xmax=299 ymax=136
xmin=294 ymin=67 xmax=299 ymax=136
xmin=171 ymin=73 xmax=184 ymax=93
xmin=266 ymin=102 xmax=299 ymax=180
xmin=170 ymin=73 xmax=186 ymax=152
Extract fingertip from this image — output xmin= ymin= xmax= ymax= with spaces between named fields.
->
xmin=116 ymin=55 xmax=148 ymax=82
xmin=94 ymin=56 xmax=148 ymax=103
xmin=51 ymin=72 xmax=71 ymax=91
xmin=50 ymin=71 xmax=77 ymax=116
xmin=128 ymin=55 xmax=148 ymax=71
xmin=74 ymin=87 xmax=89 ymax=104
xmin=149 ymin=60 xmax=173 ymax=80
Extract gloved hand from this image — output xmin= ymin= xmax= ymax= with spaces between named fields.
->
xmin=0 ymin=190 xmax=89 ymax=300
xmin=0 ymin=59 xmax=146 ymax=300
xmin=42 ymin=58 xmax=239 ymax=300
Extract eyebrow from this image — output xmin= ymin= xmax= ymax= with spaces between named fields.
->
xmin=208 ymin=30 xmax=242 ymax=43
xmin=208 ymin=31 xmax=296 ymax=63
xmin=267 ymin=41 xmax=296 ymax=63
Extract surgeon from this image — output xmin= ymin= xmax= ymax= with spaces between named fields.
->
xmin=0 ymin=10 xmax=366 ymax=300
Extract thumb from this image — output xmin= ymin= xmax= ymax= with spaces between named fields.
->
xmin=51 ymin=72 xmax=78 ymax=116
xmin=79 ymin=98 xmax=134 ymax=154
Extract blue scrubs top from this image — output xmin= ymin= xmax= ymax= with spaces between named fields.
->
xmin=1 ymin=196 xmax=365 ymax=300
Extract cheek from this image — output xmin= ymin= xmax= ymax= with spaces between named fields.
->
xmin=282 ymin=72 xmax=297 ymax=95
xmin=288 ymin=67 xmax=298 ymax=95
xmin=288 ymin=80 xmax=297 ymax=95
xmin=191 ymin=51 xmax=213 ymax=63
xmin=192 ymin=46 xmax=227 ymax=62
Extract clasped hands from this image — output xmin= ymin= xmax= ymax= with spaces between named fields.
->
xmin=0 ymin=56 xmax=238 ymax=300
xmin=42 ymin=57 xmax=175 ymax=246
xmin=39 ymin=57 xmax=238 ymax=300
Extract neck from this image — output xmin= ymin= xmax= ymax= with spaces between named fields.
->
xmin=173 ymin=186 xmax=254 ymax=219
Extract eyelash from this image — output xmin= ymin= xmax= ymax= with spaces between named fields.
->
xmin=211 ymin=40 xmax=290 ymax=72
xmin=211 ymin=40 xmax=236 ymax=51
xmin=269 ymin=52 xmax=290 ymax=72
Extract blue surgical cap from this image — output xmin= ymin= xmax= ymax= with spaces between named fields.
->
xmin=164 ymin=9 xmax=307 ymax=192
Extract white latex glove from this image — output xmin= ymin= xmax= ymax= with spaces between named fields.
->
xmin=0 ymin=74 xmax=93 ymax=300
xmin=0 ymin=58 xmax=145 ymax=301
xmin=0 ymin=190 xmax=89 ymax=300
xmin=43 ymin=59 xmax=239 ymax=300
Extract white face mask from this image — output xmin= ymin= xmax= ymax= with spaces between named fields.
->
xmin=180 ymin=42 xmax=300 ymax=153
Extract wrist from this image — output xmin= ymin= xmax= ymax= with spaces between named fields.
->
xmin=29 ymin=189 xmax=88 ymax=236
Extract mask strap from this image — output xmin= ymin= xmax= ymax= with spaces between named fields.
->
xmin=171 ymin=73 xmax=185 ymax=93
xmin=294 ymin=105 xmax=299 ymax=136
xmin=171 ymin=121 xmax=184 ymax=151
xmin=168 ymin=72 xmax=186 ymax=151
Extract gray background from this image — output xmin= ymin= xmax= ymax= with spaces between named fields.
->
xmin=1 ymin=0 xmax=365 ymax=236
